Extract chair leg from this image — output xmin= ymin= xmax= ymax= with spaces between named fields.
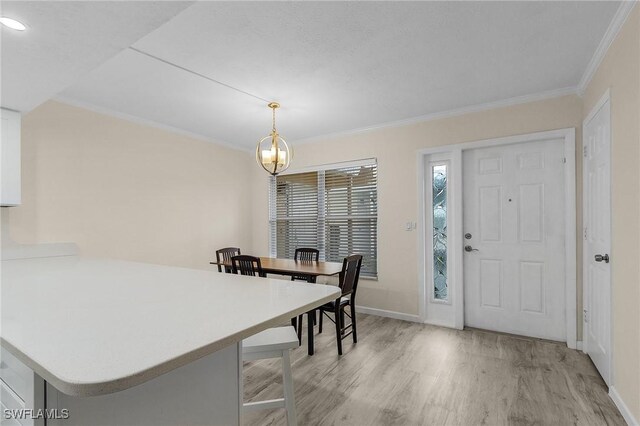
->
xmin=281 ymin=350 xmax=297 ymax=426
xmin=350 ymin=303 xmax=357 ymax=343
xmin=334 ymin=305 xmax=342 ymax=356
xmin=318 ymin=311 xmax=323 ymax=334
xmin=296 ymin=315 xmax=303 ymax=344
xmin=339 ymin=309 xmax=345 ymax=336
xmin=307 ymin=311 xmax=314 ymax=355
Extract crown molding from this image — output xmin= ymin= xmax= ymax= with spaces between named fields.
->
xmin=56 ymin=85 xmax=577 ymax=153
xmin=293 ymin=86 xmax=577 ymax=145
xmin=53 ymin=96 xmax=252 ymax=154
xmin=577 ymin=1 xmax=637 ymax=96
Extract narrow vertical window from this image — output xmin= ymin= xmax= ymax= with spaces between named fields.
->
xmin=432 ymin=165 xmax=448 ymax=300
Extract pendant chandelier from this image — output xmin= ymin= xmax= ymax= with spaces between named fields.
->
xmin=256 ymin=102 xmax=291 ymax=175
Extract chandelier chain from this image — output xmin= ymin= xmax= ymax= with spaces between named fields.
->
xmin=272 ymin=107 xmax=276 ymax=133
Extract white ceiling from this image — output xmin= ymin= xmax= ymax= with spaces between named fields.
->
xmin=0 ymin=1 xmax=193 ymax=112
xmin=3 ymin=1 xmax=621 ymax=149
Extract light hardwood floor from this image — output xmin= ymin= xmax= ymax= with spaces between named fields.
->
xmin=243 ymin=314 xmax=624 ymax=425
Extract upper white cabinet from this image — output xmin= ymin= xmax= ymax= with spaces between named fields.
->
xmin=1 ymin=108 xmax=21 ymax=206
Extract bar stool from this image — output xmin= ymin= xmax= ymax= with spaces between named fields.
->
xmin=242 ymin=326 xmax=298 ymax=426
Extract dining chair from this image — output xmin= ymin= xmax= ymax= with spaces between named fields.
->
xmin=317 ymin=255 xmax=363 ymax=355
xmin=290 ymin=248 xmax=320 ymax=343
xmin=215 ymin=247 xmax=241 ymax=273
xmin=231 ymin=255 xmax=266 ymax=277
xmin=292 ymin=248 xmax=320 ymax=279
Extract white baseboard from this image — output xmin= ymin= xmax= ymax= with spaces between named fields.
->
xmin=355 ymin=306 xmax=421 ymax=323
xmin=423 ymin=318 xmax=457 ymax=329
xmin=609 ymin=386 xmax=639 ymax=426
xmin=576 ymin=340 xmax=583 ymax=351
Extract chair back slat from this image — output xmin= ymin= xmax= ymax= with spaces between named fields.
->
xmin=292 ymin=248 xmax=320 ymax=282
xmin=231 ymin=255 xmax=265 ymax=278
xmin=339 ymin=255 xmax=363 ymax=296
xmin=216 ymin=247 xmax=241 ymax=273
xmin=295 ymin=248 xmax=319 ymax=262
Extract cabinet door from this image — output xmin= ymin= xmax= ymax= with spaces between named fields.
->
xmin=1 ymin=108 xmax=21 ymax=206
xmin=0 ymin=347 xmax=45 ymax=426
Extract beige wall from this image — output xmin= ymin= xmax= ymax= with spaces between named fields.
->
xmin=583 ymin=5 xmax=640 ymax=420
xmin=251 ymin=95 xmax=584 ymax=325
xmin=6 ymin=101 xmax=254 ymax=270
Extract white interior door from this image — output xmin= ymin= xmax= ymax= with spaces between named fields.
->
xmin=583 ymin=97 xmax=611 ymax=385
xmin=463 ymin=139 xmax=566 ymax=341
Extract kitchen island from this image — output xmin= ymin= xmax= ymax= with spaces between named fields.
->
xmin=1 ymin=256 xmax=340 ymax=425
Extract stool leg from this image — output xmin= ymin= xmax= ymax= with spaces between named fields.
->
xmin=282 ymin=350 xmax=297 ymax=426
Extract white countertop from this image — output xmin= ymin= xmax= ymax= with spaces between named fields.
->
xmin=0 ymin=256 xmax=340 ymax=397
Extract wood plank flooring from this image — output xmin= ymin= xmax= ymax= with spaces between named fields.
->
xmin=243 ymin=314 xmax=625 ymax=425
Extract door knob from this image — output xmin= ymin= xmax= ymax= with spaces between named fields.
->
xmin=594 ymin=254 xmax=609 ymax=263
xmin=464 ymin=245 xmax=479 ymax=252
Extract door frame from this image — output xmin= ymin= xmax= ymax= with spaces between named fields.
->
xmin=417 ymin=128 xmax=577 ymax=348
xmin=581 ymin=89 xmax=612 ymax=383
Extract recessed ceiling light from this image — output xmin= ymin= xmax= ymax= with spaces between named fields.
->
xmin=0 ymin=17 xmax=27 ymax=31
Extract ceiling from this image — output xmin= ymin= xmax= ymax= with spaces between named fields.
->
xmin=2 ymin=1 xmax=621 ymax=150
xmin=0 ymin=1 xmax=193 ymax=113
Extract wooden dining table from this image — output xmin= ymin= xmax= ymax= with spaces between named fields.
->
xmin=210 ymin=257 xmax=343 ymax=355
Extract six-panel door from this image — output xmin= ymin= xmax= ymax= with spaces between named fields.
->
xmin=463 ymin=138 xmax=566 ymax=341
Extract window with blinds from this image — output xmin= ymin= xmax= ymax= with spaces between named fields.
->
xmin=269 ymin=161 xmax=378 ymax=277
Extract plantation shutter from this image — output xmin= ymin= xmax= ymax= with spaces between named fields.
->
xmin=271 ymin=172 xmax=319 ymax=260
xmin=270 ymin=160 xmax=378 ymax=278
xmin=324 ymin=164 xmax=378 ymax=277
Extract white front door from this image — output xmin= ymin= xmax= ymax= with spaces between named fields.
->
xmin=463 ymin=139 xmax=566 ymax=341
xmin=583 ymin=97 xmax=612 ymax=385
